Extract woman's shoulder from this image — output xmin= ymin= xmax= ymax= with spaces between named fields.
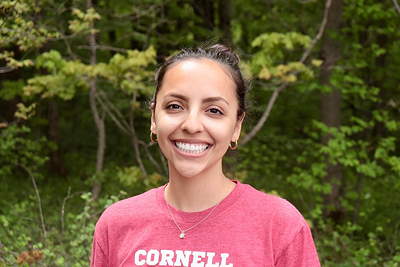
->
xmin=239 ymin=182 xmax=308 ymax=228
xmin=96 ymin=186 xmax=162 ymax=225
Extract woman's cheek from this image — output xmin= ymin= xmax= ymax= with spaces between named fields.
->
xmin=158 ymin=115 xmax=182 ymax=132
xmin=204 ymin=117 xmax=236 ymax=137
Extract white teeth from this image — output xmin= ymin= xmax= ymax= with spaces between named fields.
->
xmin=175 ymin=142 xmax=209 ymax=154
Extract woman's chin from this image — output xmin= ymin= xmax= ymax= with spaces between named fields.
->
xmin=177 ymin=169 xmax=203 ymax=179
xmin=170 ymin=164 xmax=207 ymax=179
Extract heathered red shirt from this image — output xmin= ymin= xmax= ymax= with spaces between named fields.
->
xmin=91 ymin=181 xmax=320 ymax=267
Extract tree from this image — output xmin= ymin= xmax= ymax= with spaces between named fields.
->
xmin=319 ymin=0 xmax=344 ymax=220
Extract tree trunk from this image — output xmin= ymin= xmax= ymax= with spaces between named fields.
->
xmin=192 ymin=0 xmax=215 ymax=30
xmin=218 ymin=0 xmax=232 ymax=42
xmin=320 ymin=0 xmax=343 ymax=221
xmin=87 ymin=0 xmax=105 ymax=200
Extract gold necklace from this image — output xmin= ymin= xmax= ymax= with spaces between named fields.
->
xmin=166 ymin=201 xmax=220 ymax=239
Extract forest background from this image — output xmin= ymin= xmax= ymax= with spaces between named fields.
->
xmin=1 ymin=0 xmax=399 ymax=266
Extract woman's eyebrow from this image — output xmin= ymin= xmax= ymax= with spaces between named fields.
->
xmin=165 ymin=93 xmax=229 ymax=106
xmin=165 ymin=93 xmax=188 ymax=101
xmin=203 ymin=97 xmax=229 ymax=106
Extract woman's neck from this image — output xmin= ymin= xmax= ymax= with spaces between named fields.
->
xmin=165 ymin=164 xmax=236 ymax=212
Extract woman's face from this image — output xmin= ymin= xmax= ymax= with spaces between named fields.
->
xmin=151 ymin=58 xmax=244 ymax=178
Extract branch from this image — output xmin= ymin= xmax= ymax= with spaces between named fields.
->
xmin=96 ymin=92 xmax=130 ymax=135
xmin=89 ymin=82 xmax=106 ymax=175
xmin=20 ymin=165 xmax=47 ymax=239
xmin=78 ymin=45 xmax=129 ymax=53
xmin=138 ymin=140 xmax=163 ymax=174
xmin=159 ymin=149 xmax=168 ymax=175
xmin=0 ymin=66 xmax=16 ymax=74
xmin=98 ymin=91 xmax=131 ymax=130
xmin=111 ymin=4 xmax=162 ymax=20
xmin=241 ymin=83 xmax=288 ymax=145
xmin=60 ymin=187 xmax=71 ymax=234
xmin=300 ymin=0 xmax=333 ymax=64
xmin=393 ymin=0 xmax=400 ymax=15
xmin=97 ymin=95 xmax=149 ymax=177
xmin=241 ymin=0 xmax=333 ymax=146
xmin=97 ymin=91 xmax=164 ymax=176
xmin=129 ymin=92 xmax=148 ymax=176
xmin=59 ymin=29 xmax=80 ymax=60
xmin=130 ymin=135 xmax=148 ymax=176
xmin=60 ymin=189 xmax=85 ymax=234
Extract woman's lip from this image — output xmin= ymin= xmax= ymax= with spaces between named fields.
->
xmin=171 ymin=140 xmax=212 ymax=157
xmin=171 ymin=139 xmax=212 ymax=145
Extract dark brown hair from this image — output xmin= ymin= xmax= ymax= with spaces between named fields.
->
xmin=152 ymin=44 xmax=247 ymax=118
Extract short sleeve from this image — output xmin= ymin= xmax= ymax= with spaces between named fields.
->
xmin=275 ymin=225 xmax=320 ymax=267
xmin=90 ymin=237 xmax=107 ymax=267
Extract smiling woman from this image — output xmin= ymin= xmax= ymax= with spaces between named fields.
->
xmin=90 ymin=44 xmax=321 ymax=267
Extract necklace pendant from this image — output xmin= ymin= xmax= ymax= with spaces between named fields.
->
xmin=179 ymin=232 xmax=185 ymax=239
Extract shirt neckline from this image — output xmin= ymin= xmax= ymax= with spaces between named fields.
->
xmin=156 ymin=180 xmax=244 ymax=224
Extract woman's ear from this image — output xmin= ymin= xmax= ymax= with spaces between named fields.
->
xmin=150 ymin=101 xmax=157 ymax=133
xmin=150 ymin=109 xmax=157 ymax=134
xmin=232 ymin=112 xmax=245 ymax=142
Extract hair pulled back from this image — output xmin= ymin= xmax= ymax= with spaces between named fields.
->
xmin=153 ymin=44 xmax=247 ymax=118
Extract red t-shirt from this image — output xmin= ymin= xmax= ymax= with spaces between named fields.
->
xmin=91 ymin=181 xmax=320 ymax=266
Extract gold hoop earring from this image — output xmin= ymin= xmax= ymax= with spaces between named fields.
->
xmin=150 ymin=132 xmax=158 ymax=143
xmin=229 ymin=140 xmax=238 ymax=150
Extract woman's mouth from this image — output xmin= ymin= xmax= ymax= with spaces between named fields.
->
xmin=174 ymin=141 xmax=210 ymax=154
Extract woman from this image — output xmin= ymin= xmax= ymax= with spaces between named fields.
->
xmin=91 ymin=44 xmax=320 ymax=266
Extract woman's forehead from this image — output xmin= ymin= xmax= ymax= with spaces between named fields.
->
xmin=159 ymin=59 xmax=236 ymax=95
xmin=163 ymin=58 xmax=235 ymax=86
xmin=166 ymin=58 xmax=234 ymax=82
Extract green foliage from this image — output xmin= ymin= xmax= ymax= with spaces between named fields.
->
xmin=0 ymin=124 xmax=47 ymax=176
xmin=68 ymin=8 xmax=101 ymax=34
xmin=23 ymin=46 xmax=156 ymax=100
xmin=316 ymin=222 xmax=400 ymax=266
xmin=114 ymin=165 xmax=163 ymax=187
xmin=97 ymin=46 xmax=156 ymax=94
xmin=24 ymin=50 xmax=88 ymax=100
xmin=0 ymin=80 xmax=24 ymax=100
xmin=0 ymin=0 xmax=57 ymax=50
xmin=0 ymin=0 xmax=59 ymax=70
xmin=251 ymin=32 xmax=315 ymax=83
xmin=0 ymin=191 xmax=126 ymax=266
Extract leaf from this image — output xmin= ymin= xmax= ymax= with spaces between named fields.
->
xmin=258 ymin=67 xmax=271 ymax=80
xmin=311 ymin=59 xmax=323 ymax=67
xmin=14 ymin=103 xmax=36 ymax=120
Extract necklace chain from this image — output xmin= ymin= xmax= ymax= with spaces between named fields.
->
xmin=166 ymin=201 xmax=220 ymax=239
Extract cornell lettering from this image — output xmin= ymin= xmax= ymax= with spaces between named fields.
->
xmin=133 ymin=249 xmax=233 ymax=267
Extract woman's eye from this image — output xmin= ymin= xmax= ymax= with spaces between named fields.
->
xmin=166 ymin=103 xmax=182 ymax=110
xmin=208 ymin=108 xmax=223 ymax=115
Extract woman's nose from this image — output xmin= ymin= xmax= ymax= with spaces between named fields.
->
xmin=181 ymin=111 xmax=203 ymax=134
